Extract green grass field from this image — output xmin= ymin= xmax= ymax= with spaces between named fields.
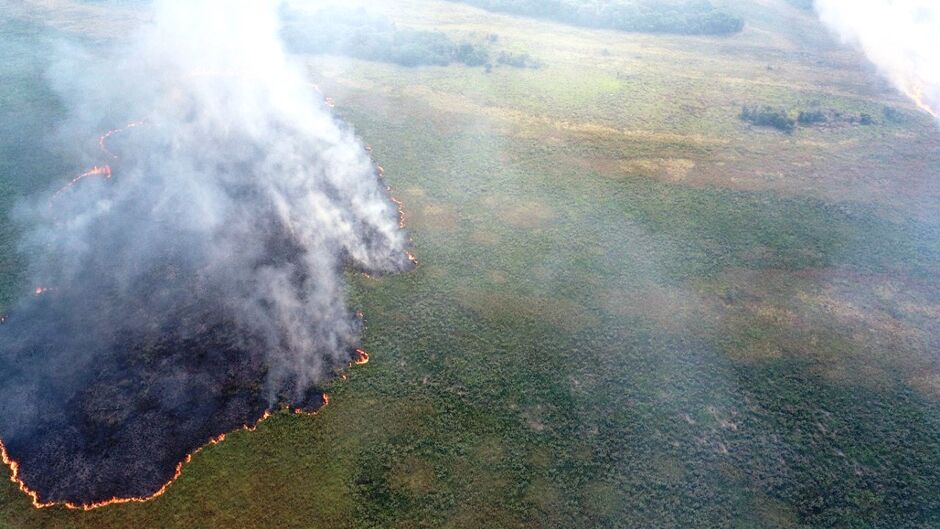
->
xmin=1 ymin=1 xmax=939 ymax=528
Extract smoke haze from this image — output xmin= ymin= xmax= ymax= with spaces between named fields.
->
xmin=0 ymin=0 xmax=412 ymax=505
xmin=815 ymin=0 xmax=940 ymax=117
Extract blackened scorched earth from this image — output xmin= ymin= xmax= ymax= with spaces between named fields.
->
xmin=0 ymin=232 xmax=342 ymax=506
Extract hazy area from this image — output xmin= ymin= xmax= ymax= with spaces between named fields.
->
xmin=0 ymin=0 xmax=938 ymax=527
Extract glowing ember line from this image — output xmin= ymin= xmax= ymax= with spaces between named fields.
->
xmin=0 ymin=409 xmax=275 ymax=510
xmin=48 ymin=120 xmax=147 ymax=208
xmin=359 ymin=159 xmax=418 ymax=278
xmin=0 ymin=349 xmax=373 ymax=510
xmin=373 ymin=161 xmax=418 ymax=268
xmin=98 ymin=121 xmax=146 ymax=159
xmin=49 ymin=165 xmax=112 ymax=205
xmin=0 ymin=401 xmax=327 ymax=511
xmin=905 ymin=85 xmax=939 ymax=119
xmin=294 ymin=394 xmax=331 ymax=415
xmin=389 ymin=195 xmax=407 ymax=230
xmin=5 ymin=113 xmax=399 ymax=512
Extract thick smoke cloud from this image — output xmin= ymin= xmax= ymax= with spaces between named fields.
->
xmin=815 ymin=0 xmax=940 ymax=117
xmin=0 ymin=0 xmax=412 ymax=505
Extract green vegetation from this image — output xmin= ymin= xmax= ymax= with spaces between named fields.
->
xmin=883 ymin=105 xmax=907 ymax=123
xmin=786 ymin=0 xmax=815 ymax=10
xmin=798 ymin=107 xmax=875 ymax=126
xmin=495 ymin=50 xmax=540 ymax=69
xmin=796 ymin=108 xmax=827 ymax=124
xmin=740 ymin=105 xmax=796 ymax=133
xmin=0 ymin=18 xmax=68 ymax=310
xmin=448 ymin=0 xmax=745 ymax=35
xmin=281 ymin=7 xmax=493 ymax=67
xmin=741 ymin=105 xmax=877 ymax=133
xmin=3 ymin=0 xmax=940 ymax=528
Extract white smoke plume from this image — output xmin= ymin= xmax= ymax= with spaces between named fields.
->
xmin=40 ymin=0 xmax=414 ymax=392
xmin=815 ymin=0 xmax=940 ymax=118
xmin=0 ymin=0 xmax=413 ymax=505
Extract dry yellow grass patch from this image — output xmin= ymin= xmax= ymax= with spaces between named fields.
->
xmin=468 ymin=229 xmax=501 ymax=246
xmin=480 ymin=195 xmax=555 ymax=229
xmin=706 ymin=267 xmax=940 ymax=393
xmin=388 ymin=457 xmax=437 ymax=497
xmin=619 ymin=158 xmax=697 ymax=181
xmin=407 ymin=203 xmax=460 ymax=233
xmin=599 ymin=281 xmax=717 ymax=334
xmin=500 ymin=202 xmax=554 ymax=228
xmin=454 ymin=286 xmax=594 ymax=333
xmin=909 ymin=374 xmax=940 ymax=400
xmin=523 ymin=477 xmax=563 ymax=514
xmin=754 ymin=494 xmax=800 ymax=529
xmin=725 ymin=340 xmax=786 ymax=364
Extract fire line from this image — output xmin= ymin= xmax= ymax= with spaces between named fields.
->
xmin=0 ymin=382 xmax=349 ymax=510
xmin=2 ymin=84 xmax=411 ymax=510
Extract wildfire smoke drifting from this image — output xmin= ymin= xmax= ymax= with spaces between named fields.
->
xmin=0 ymin=0 xmax=413 ymax=507
xmin=816 ymin=0 xmax=940 ymax=121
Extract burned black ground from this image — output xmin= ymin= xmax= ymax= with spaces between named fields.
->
xmin=0 ymin=245 xmax=334 ymax=505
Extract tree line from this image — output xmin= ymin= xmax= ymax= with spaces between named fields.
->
xmin=281 ymin=7 xmax=496 ymax=68
xmin=447 ymin=0 xmax=745 ymax=35
xmin=740 ymin=105 xmax=886 ymax=134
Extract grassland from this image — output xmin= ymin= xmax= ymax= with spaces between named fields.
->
xmin=1 ymin=0 xmax=940 ymax=528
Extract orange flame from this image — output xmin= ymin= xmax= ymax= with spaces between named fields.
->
xmin=0 ymin=347 xmax=361 ymax=510
xmin=293 ymin=394 xmax=331 ymax=416
xmin=362 ymin=155 xmax=419 ymax=273
xmin=909 ymin=89 xmax=939 ymax=119
xmin=49 ymin=120 xmax=147 ymax=209
xmin=49 ymin=165 xmax=112 ymax=205
xmin=897 ymin=79 xmax=939 ymax=119
xmin=3 ymin=104 xmax=401 ymax=512
xmin=389 ymin=194 xmax=407 ymax=230
xmin=0 ymin=407 xmax=294 ymax=511
xmin=353 ymin=349 xmax=370 ymax=366
xmin=98 ymin=121 xmax=146 ymax=159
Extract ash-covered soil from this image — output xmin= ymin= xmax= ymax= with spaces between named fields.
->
xmin=0 ymin=249 xmax=346 ymax=506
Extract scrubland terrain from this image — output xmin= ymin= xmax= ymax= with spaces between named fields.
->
xmin=1 ymin=0 xmax=939 ymax=527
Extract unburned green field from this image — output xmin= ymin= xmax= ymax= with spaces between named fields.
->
xmin=1 ymin=1 xmax=939 ymax=528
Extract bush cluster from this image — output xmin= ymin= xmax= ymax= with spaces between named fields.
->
xmin=742 ymin=105 xmax=878 ymax=133
xmin=740 ymin=106 xmax=796 ymax=133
